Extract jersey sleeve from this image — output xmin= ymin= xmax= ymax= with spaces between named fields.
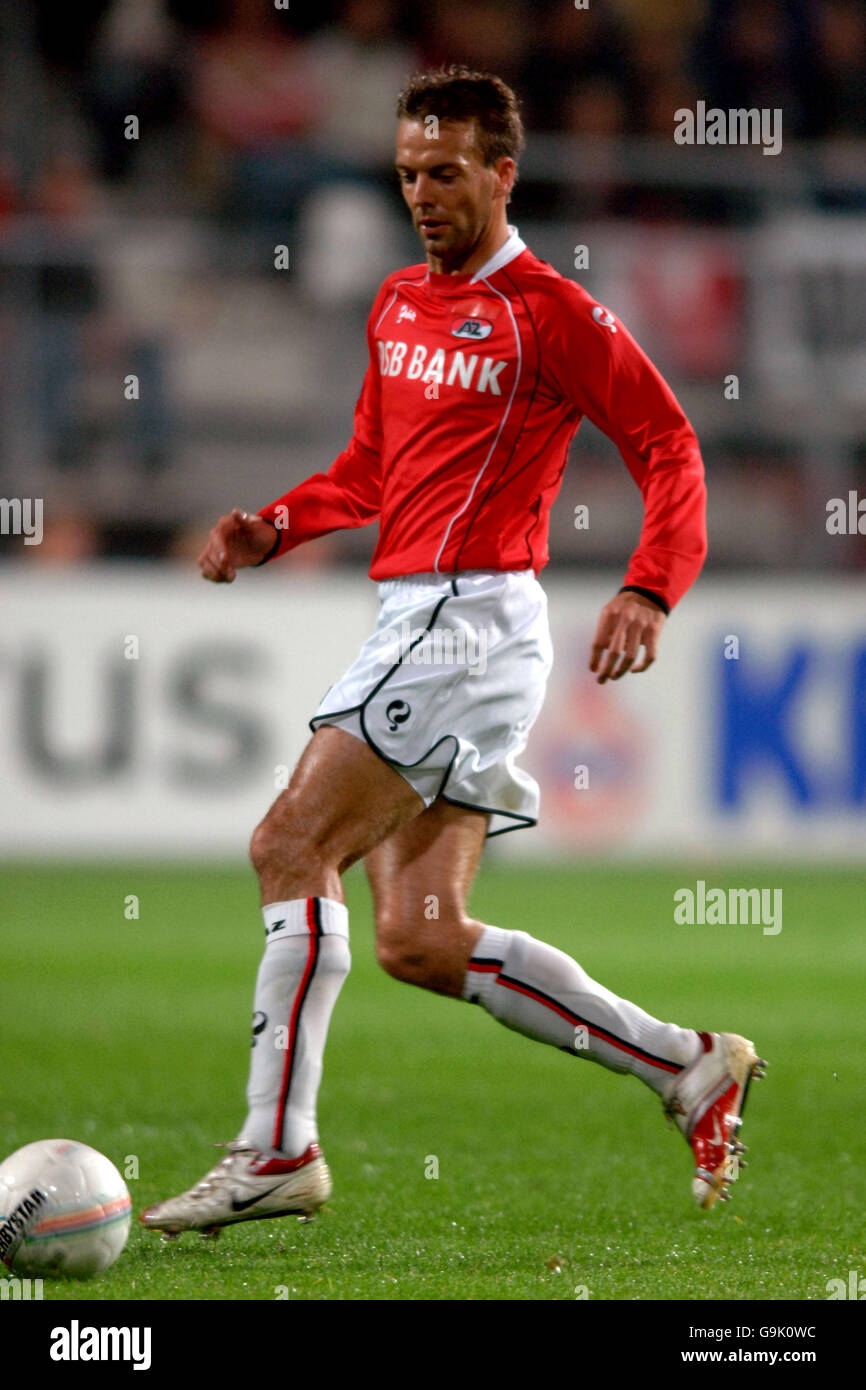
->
xmin=256 ymin=281 xmax=388 ymax=560
xmin=542 ymin=281 xmax=708 ymax=611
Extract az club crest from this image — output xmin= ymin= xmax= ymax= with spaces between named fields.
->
xmin=451 ymin=317 xmax=493 ymax=340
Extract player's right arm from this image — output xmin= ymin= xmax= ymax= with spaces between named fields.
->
xmin=256 ymin=359 xmax=383 ymax=563
xmin=198 ymin=278 xmax=388 ymax=584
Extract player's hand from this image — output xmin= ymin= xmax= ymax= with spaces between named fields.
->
xmin=197 ymin=509 xmax=277 ymax=583
xmin=589 ymin=592 xmax=666 ymax=684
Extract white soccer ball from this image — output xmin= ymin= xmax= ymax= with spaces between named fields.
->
xmin=0 ymin=1139 xmax=132 ymax=1279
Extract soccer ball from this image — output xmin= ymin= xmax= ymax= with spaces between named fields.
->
xmin=0 ymin=1139 xmax=132 ymax=1279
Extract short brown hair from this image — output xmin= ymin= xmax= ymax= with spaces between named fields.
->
xmin=396 ymin=64 xmax=525 ymax=172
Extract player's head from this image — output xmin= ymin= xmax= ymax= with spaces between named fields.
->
xmin=395 ymin=65 xmax=524 ymax=269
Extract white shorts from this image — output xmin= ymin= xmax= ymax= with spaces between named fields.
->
xmin=310 ymin=570 xmax=553 ymax=837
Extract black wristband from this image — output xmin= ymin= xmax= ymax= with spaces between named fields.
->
xmin=618 ymin=585 xmax=670 ymax=616
xmin=254 ymin=523 xmax=281 ymax=567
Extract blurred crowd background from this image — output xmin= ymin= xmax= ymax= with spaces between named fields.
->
xmin=1 ymin=0 xmax=865 ymax=573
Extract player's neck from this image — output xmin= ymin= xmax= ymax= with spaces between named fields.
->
xmin=427 ymin=218 xmax=511 ymax=278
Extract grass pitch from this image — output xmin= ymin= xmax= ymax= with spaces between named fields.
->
xmin=1 ymin=862 xmax=863 ymax=1302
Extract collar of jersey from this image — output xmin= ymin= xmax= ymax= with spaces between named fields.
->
xmin=424 ymin=225 xmax=526 ymax=292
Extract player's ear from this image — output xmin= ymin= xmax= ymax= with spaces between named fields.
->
xmin=497 ymin=156 xmax=516 ymax=202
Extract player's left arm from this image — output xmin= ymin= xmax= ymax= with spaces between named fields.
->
xmin=544 ymin=284 xmax=708 ymax=683
xmin=588 ymin=588 xmax=666 ymax=684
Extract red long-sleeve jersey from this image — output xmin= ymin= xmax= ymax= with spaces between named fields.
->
xmin=258 ymin=229 xmax=707 ymax=610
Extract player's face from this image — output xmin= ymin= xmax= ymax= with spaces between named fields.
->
xmin=395 ymin=118 xmax=512 ymax=270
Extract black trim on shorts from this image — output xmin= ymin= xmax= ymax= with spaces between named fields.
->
xmin=308 ymin=587 xmax=537 ymax=839
xmin=310 ymin=591 xmax=461 ymax=805
xmin=438 ymin=793 xmax=537 ymax=838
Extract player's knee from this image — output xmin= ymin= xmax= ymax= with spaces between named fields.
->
xmin=376 ymin=936 xmax=429 ymax=986
xmin=374 ymin=917 xmax=431 ymax=987
xmin=374 ymin=909 xmax=462 ymax=991
xmin=249 ymin=819 xmax=283 ymax=881
xmin=249 ymin=813 xmax=327 ymax=888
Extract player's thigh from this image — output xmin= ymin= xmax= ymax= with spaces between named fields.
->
xmin=365 ymin=798 xmax=489 ymax=980
xmin=253 ymin=725 xmax=425 ymax=874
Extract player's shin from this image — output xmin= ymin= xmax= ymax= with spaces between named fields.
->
xmin=463 ymin=925 xmax=699 ymax=1093
xmin=239 ymin=897 xmax=350 ymax=1157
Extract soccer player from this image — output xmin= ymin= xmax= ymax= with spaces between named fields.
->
xmin=142 ymin=67 xmax=764 ymax=1237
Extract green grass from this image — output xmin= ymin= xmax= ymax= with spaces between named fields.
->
xmin=0 ymin=862 xmax=863 ymax=1301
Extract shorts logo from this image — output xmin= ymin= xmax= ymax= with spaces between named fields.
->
xmin=386 ymin=700 xmax=412 ymax=731
xmin=451 ymin=317 xmax=492 ymax=340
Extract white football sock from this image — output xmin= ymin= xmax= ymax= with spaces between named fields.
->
xmin=464 ymin=925 xmax=699 ymax=1095
xmin=239 ymin=897 xmax=350 ymax=1157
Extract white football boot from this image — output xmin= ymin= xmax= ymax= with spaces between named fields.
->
xmin=140 ymin=1141 xmax=331 ymax=1237
xmin=663 ymin=1031 xmax=767 ymax=1210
